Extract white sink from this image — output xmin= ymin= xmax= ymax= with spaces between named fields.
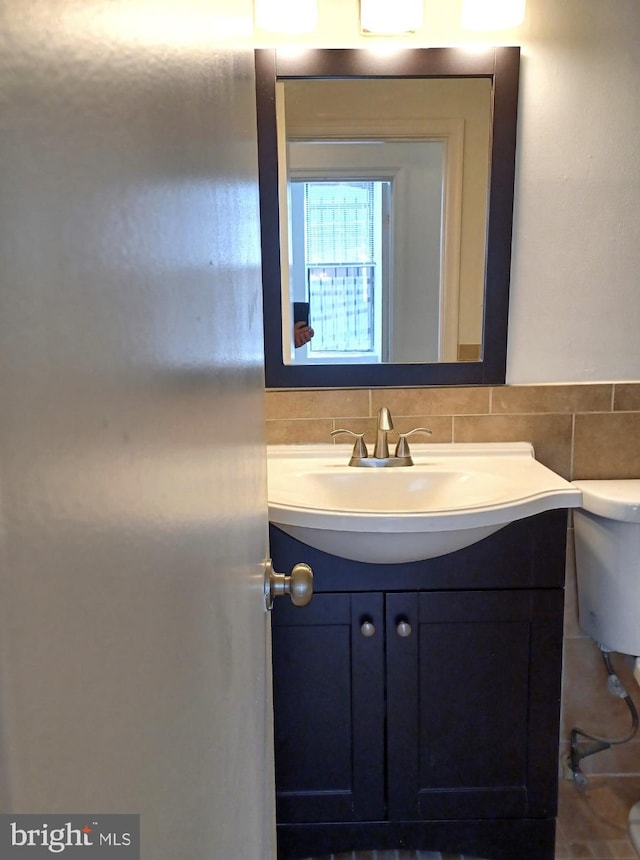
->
xmin=267 ymin=442 xmax=582 ymax=564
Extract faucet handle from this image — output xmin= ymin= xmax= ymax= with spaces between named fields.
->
xmin=331 ymin=429 xmax=368 ymax=461
xmin=394 ymin=427 xmax=433 ymax=460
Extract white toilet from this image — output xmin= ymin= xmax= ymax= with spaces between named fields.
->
xmin=572 ymin=479 xmax=640 ymax=854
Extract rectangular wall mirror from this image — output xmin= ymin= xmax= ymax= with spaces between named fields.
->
xmin=255 ymin=47 xmax=520 ymax=388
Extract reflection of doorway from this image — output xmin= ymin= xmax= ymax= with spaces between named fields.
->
xmin=290 ymin=179 xmax=387 ymax=364
xmin=282 ymin=135 xmax=456 ymax=365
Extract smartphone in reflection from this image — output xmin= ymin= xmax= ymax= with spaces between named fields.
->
xmin=293 ymin=302 xmax=310 ymax=326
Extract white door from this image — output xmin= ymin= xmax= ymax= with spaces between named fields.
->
xmin=0 ymin=4 xmax=274 ymax=858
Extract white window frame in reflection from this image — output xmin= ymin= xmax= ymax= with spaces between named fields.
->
xmin=290 ymin=177 xmax=387 ymax=365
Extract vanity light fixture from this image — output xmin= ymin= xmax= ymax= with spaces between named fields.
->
xmin=254 ymin=0 xmax=317 ymax=33
xmin=360 ymin=0 xmax=424 ymax=34
xmin=461 ymin=0 xmax=525 ymax=30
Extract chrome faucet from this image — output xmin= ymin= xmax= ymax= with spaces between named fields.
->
xmin=331 ymin=407 xmax=432 ymax=467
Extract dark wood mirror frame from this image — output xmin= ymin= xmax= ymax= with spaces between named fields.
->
xmin=255 ymin=46 xmax=520 ymax=389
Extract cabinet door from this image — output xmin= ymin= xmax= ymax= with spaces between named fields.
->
xmin=271 ymin=592 xmax=385 ymax=823
xmin=386 ymin=589 xmax=563 ymax=822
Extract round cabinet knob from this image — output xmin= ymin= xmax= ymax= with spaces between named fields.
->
xmin=360 ymin=620 xmax=376 ymax=637
xmin=397 ymin=620 xmax=412 ymax=638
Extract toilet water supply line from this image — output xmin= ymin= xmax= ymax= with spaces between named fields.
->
xmin=567 ymin=646 xmax=639 ymax=784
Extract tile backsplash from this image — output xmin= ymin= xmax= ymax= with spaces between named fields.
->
xmin=265 ymin=381 xmax=640 ymax=777
xmin=265 ymin=383 xmax=640 ymax=480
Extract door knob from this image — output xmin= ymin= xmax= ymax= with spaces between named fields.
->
xmin=264 ymin=558 xmax=313 ymax=610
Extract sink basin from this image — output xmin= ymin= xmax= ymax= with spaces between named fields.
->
xmin=267 ymin=442 xmax=582 ymax=563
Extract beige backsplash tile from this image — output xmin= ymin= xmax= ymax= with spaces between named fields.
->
xmin=491 ymin=383 xmax=612 ymax=414
xmin=265 ymin=417 xmax=333 ymax=445
xmin=370 ymin=386 xmax=490 ymax=416
xmin=573 ymin=412 xmax=640 ymax=478
xmin=453 ymin=413 xmax=573 ymax=476
xmin=614 ymin=382 xmax=640 ymax=411
xmin=329 ymin=416 xmax=377 ymax=442
xmin=265 ymin=385 xmax=640 ymax=481
xmin=264 ymin=388 xmax=369 ymax=421
xmin=387 ymin=414 xmax=453 ymax=443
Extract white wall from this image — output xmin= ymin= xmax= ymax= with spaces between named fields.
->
xmin=508 ymin=0 xmax=640 ymax=382
xmin=255 ymin=0 xmax=640 ymax=383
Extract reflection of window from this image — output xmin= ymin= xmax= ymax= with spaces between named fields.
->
xmin=290 ymin=179 xmax=388 ymax=363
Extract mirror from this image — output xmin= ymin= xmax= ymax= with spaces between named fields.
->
xmin=255 ymin=47 xmax=520 ymax=388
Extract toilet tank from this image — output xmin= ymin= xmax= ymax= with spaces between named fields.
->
xmin=572 ymin=480 xmax=640 ymax=656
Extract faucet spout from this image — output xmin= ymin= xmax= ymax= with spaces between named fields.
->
xmin=373 ymin=407 xmax=394 ymax=459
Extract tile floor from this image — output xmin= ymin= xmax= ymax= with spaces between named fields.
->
xmin=301 ymin=776 xmax=640 ymax=860
xmin=555 ymin=775 xmax=640 ymax=859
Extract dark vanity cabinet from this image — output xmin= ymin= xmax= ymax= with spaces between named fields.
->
xmin=269 ymin=509 xmax=568 ymax=860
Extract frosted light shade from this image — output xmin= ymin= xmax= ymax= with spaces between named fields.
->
xmin=254 ymin=0 xmax=317 ymax=33
xmin=461 ymin=0 xmax=525 ymax=30
xmin=360 ymin=0 xmax=424 ymax=34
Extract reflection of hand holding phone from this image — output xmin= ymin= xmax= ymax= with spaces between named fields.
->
xmin=293 ymin=302 xmax=314 ymax=348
